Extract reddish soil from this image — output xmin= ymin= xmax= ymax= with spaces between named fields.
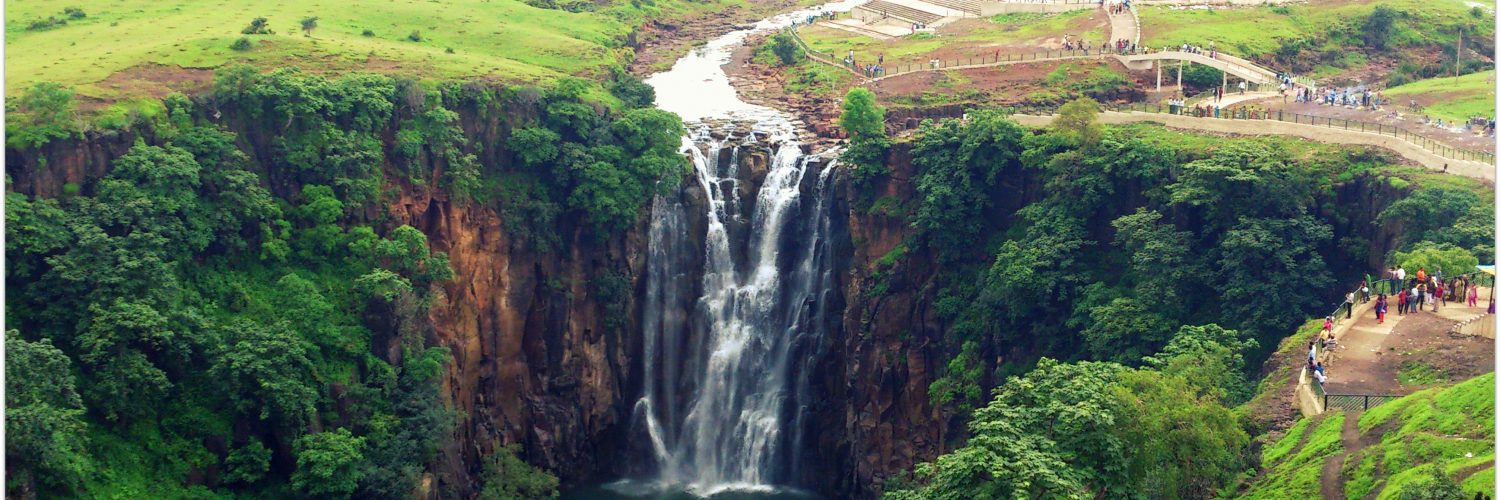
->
xmin=726 ymin=32 xmax=848 ymax=148
xmin=82 ymin=63 xmax=215 ymax=112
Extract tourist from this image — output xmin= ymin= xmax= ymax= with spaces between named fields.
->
xmin=1322 ymin=315 xmax=1334 ymax=336
xmin=1375 ymin=294 xmax=1387 ymax=324
xmin=1397 ymin=287 xmax=1408 ymax=315
xmin=1413 ymin=284 xmax=1424 ymax=314
xmin=1395 ymin=266 xmax=1406 ymax=293
xmin=1434 ymin=281 xmax=1444 ymax=311
xmin=1416 ymin=267 xmax=1427 ymax=283
xmin=1469 ymin=283 xmax=1480 ymax=308
xmin=1360 ymin=280 xmax=1369 ymax=303
xmin=1307 ymin=341 xmax=1317 ymax=364
xmin=1345 ymin=291 xmax=1355 ymax=319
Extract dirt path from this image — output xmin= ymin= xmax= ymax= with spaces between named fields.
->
xmin=1321 ymin=410 xmax=1364 ymax=500
xmin=1107 ymin=4 xmax=1138 ymax=46
xmin=1322 ymin=295 xmax=1494 ymax=397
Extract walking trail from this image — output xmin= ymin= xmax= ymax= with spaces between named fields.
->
xmin=1315 ymin=288 xmax=1494 ymax=498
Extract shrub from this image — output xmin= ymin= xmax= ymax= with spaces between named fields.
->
xmin=242 ymin=17 xmax=272 ymax=35
xmin=63 ymin=7 xmax=86 ymax=19
xmin=767 ymin=31 xmax=804 ymax=66
xmin=361 ymin=29 xmax=375 ymax=37
xmin=445 ymin=47 xmax=454 ymax=54
xmin=407 ymin=30 xmax=422 ymax=42
xmin=26 ymin=16 xmax=67 ymax=31
xmin=230 ymin=37 xmax=253 ymax=52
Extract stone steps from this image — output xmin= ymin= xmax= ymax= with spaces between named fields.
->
xmin=916 ymin=0 xmax=983 ymax=15
xmin=855 ymin=0 xmax=946 ymax=25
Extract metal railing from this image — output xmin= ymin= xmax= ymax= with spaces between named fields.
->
xmin=1088 ymin=102 xmax=1495 ymax=164
xmin=1324 ymin=394 xmax=1399 ymax=411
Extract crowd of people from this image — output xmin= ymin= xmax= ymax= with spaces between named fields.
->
xmin=1176 ymin=42 xmax=1216 ymax=59
xmin=1380 ymin=266 xmax=1490 ymax=315
xmin=1306 ymin=267 xmax=1492 ymax=391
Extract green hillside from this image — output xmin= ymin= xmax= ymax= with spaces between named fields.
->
xmin=1384 ymin=70 xmax=1496 ymax=122
xmin=1139 ymin=0 xmax=1493 ymax=78
xmin=1244 ymin=373 xmax=1495 ymax=499
xmin=3 ymin=0 xmax=736 ymax=104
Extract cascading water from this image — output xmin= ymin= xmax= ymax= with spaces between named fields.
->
xmin=622 ymin=1 xmax=860 ymax=496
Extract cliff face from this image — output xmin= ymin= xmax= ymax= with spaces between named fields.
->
xmin=822 ymin=145 xmax=948 ymax=496
xmin=7 ymin=113 xmax=1416 ymax=499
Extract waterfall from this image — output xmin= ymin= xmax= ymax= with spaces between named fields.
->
xmin=633 ymin=123 xmax=838 ymax=494
xmin=624 ymin=1 xmax=861 ymax=494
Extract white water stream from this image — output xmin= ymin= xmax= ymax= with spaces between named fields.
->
xmin=625 ymin=1 xmax=862 ymax=496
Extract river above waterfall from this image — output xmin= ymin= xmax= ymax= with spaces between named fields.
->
xmin=644 ymin=0 xmax=865 ymax=127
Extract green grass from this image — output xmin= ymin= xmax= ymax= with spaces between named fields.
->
xmin=784 ymin=59 xmax=855 ymax=97
xmin=1384 ymin=70 xmax=1496 ymax=122
xmin=795 ymin=9 xmax=1105 ymax=70
xmin=1397 ymin=360 xmax=1449 ymax=386
xmin=1341 ymin=373 xmax=1496 ymax=499
xmin=1139 ymin=0 xmax=1491 ymax=62
xmin=1242 ymin=412 xmax=1346 ymax=499
xmin=4 ymin=0 xmax=740 ymax=102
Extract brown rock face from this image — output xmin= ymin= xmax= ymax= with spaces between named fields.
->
xmin=398 ymin=190 xmax=647 ymax=497
xmin=823 ymin=145 xmax=949 ymax=498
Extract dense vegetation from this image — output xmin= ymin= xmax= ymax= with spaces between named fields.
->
xmin=5 ymin=63 xmax=684 ymax=498
xmin=860 ymin=98 xmax=1492 ymax=498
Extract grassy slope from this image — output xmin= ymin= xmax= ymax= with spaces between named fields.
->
xmin=4 ymin=0 xmax=736 ymax=100
xmin=1139 ymin=0 xmax=1492 ymax=75
xmin=1242 ymin=412 xmax=1347 ymax=499
xmin=1383 ymin=70 xmax=1496 ymax=121
xmin=1345 ymin=372 xmax=1495 ymax=499
xmin=796 ymin=10 xmax=1107 ymax=68
xmin=1243 ymin=373 xmax=1494 ymax=499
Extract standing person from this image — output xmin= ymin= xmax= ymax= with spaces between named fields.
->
xmin=1398 ymin=287 xmax=1409 ymax=315
xmin=1413 ymin=284 xmax=1423 ymax=314
xmin=1434 ymin=281 xmax=1444 ymax=311
xmin=1469 ymin=283 xmax=1480 ymax=308
xmin=1345 ymin=291 xmax=1355 ymax=319
xmin=1376 ymin=294 xmax=1387 ymax=324
xmin=1360 ymin=280 xmax=1370 ymax=303
xmin=1417 ymin=267 xmax=1427 ymax=284
xmin=1395 ymin=266 xmax=1406 ymax=293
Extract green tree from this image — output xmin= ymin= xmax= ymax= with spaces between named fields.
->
xmin=1393 ymin=241 xmax=1480 ymax=278
xmin=839 ymin=87 xmax=885 ymax=139
xmin=891 ymin=359 xmax=1124 ymax=498
xmin=214 ymin=319 xmax=319 ymax=429
xmin=293 ymin=428 xmax=367 ymax=498
xmin=767 ymin=31 xmax=804 ymax=66
xmin=8 ymin=82 xmax=78 ymax=148
xmin=1053 ymin=97 xmax=1101 ymax=145
xmin=1391 ymin=465 xmax=1466 ymax=499
xmin=242 ymin=16 xmax=272 ymax=34
xmin=479 ymin=445 xmax=559 ymax=499
xmin=1111 ymin=209 xmax=1199 ymax=311
xmin=1216 ymin=216 xmax=1333 ymax=344
xmin=5 ymin=331 xmax=92 ymax=495
xmin=223 ymin=440 xmax=272 ymax=484
xmin=300 ymin=16 xmax=319 ymax=35
xmin=1108 ymin=369 xmax=1248 ymax=498
xmin=1081 ymin=297 xmax=1174 ymax=364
